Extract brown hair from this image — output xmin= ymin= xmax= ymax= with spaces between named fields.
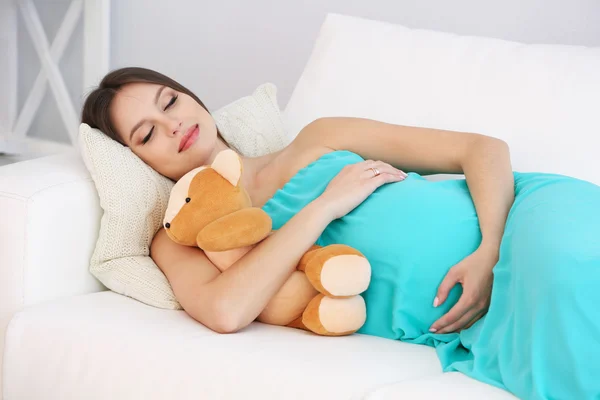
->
xmin=81 ymin=67 xmax=225 ymax=146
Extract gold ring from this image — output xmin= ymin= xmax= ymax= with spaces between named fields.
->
xmin=370 ymin=167 xmax=381 ymax=177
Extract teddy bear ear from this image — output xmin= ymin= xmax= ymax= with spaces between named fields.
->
xmin=211 ymin=149 xmax=242 ymax=186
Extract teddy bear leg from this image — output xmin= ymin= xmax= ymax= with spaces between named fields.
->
xmin=286 ymin=315 xmax=310 ymax=332
xmin=297 ymin=244 xmax=324 ymax=270
xmin=258 ymin=271 xmax=319 ymax=328
xmin=300 ymin=293 xmax=367 ymax=336
xmin=298 ymin=244 xmax=371 ymax=298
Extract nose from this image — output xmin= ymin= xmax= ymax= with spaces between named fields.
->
xmin=169 ymin=120 xmax=182 ymax=136
xmin=157 ymin=114 xmax=181 ymax=137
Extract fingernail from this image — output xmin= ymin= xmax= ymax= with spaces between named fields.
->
xmin=433 ymin=297 xmax=439 ymax=307
xmin=429 ymin=328 xmax=437 ymax=333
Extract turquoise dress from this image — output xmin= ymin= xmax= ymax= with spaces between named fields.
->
xmin=262 ymin=150 xmax=600 ymax=400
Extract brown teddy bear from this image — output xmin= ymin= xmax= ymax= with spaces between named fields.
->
xmin=162 ymin=149 xmax=371 ymax=336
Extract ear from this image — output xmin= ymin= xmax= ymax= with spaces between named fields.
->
xmin=211 ymin=149 xmax=242 ymax=186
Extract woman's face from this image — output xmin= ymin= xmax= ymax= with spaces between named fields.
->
xmin=111 ymin=82 xmax=221 ymax=181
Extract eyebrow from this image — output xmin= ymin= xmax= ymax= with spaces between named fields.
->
xmin=128 ymin=85 xmax=166 ymax=141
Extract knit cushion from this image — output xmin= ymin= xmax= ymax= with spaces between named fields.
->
xmin=79 ymin=83 xmax=288 ymax=309
xmin=215 ymin=83 xmax=291 ymax=157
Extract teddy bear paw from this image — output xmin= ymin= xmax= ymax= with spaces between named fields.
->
xmin=301 ymin=244 xmax=371 ymax=297
xmin=301 ymin=294 xmax=367 ymax=336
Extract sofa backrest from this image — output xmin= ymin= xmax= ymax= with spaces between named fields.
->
xmin=284 ymin=13 xmax=600 ymax=185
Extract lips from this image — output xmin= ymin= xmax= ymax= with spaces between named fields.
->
xmin=179 ymin=124 xmax=199 ymax=153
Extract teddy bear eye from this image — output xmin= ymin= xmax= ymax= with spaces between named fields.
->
xmin=185 ymin=197 xmax=191 ymax=203
xmin=165 ymin=223 xmax=170 ymax=229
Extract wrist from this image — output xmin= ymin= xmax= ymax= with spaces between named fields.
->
xmin=478 ymin=239 xmax=501 ymax=258
xmin=307 ymin=196 xmax=336 ymax=225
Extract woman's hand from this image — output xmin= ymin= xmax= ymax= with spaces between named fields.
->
xmin=429 ymin=243 xmax=499 ymax=334
xmin=318 ymin=160 xmax=407 ymax=220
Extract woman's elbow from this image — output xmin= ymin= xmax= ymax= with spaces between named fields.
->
xmin=482 ymin=135 xmax=509 ymax=152
xmin=210 ymin=316 xmax=242 ymax=334
xmin=210 ymin=321 xmax=239 ymax=334
xmin=470 ymin=135 xmax=510 ymax=159
xmin=202 ymin=301 xmax=246 ymax=334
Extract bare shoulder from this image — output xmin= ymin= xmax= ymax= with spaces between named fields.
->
xmin=285 ymin=116 xmax=367 ymax=157
xmin=274 ymin=118 xmax=338 ymax=177
xmin=288 ymin=117 xmax=337 ymax=150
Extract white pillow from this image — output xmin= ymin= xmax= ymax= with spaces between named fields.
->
xmin=79 ymin=83 xmax=288 ymax=310
xmin=79 ymin=123 xmax=178 ymax=309
xmin=215 ymin=82 xmax=291 ymax=157
xmin=284 ymin=13 xmax=600 ymax=185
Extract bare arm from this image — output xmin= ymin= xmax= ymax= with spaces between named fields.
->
xmin=152 ymin=198 xmax=331 ymax=334
xmin=298 ymin=117 xmax=514 ymax=255
xmin=152 ymin=145 xmax=404 ymax=334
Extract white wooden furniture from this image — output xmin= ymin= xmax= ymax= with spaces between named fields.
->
xmin=0 ymin=0 xmax=110 ymax=164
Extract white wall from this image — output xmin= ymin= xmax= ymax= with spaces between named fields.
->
xmin=15 ymin=0 xmax=600 ymax=142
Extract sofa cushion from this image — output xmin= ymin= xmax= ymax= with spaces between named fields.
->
xmin=284 ymin=13 xmax=600 ymax=185
xmin=364 ymin=373 xmax=516 ymax=399
xmin=3 ymin=291 xmax=451 ymax=400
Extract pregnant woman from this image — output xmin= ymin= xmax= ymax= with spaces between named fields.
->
xmin=82 ymin=67 xmax=600 ymax=400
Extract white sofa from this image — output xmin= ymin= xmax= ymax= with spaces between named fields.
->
xmin=2 ymin=13 xmax=599 ymax=400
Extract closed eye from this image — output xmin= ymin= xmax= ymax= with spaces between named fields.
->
xmin=142 ymin=126 xmax=154 ymax=144
xmin=164 ymin=95 xmax=178 ymax=111
xmin=141 ymin=95 xmax=177 ymax=145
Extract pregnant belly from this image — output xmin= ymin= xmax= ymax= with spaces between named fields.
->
xmin=316 ymin=176 xmax=483 ymax=340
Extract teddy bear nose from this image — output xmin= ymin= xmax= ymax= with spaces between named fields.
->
xmin=165 ymin=222 xmax=170 ymax=229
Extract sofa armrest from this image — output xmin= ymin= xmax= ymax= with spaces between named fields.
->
xmin=1 ymin=151 xmax=106 ymax=398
